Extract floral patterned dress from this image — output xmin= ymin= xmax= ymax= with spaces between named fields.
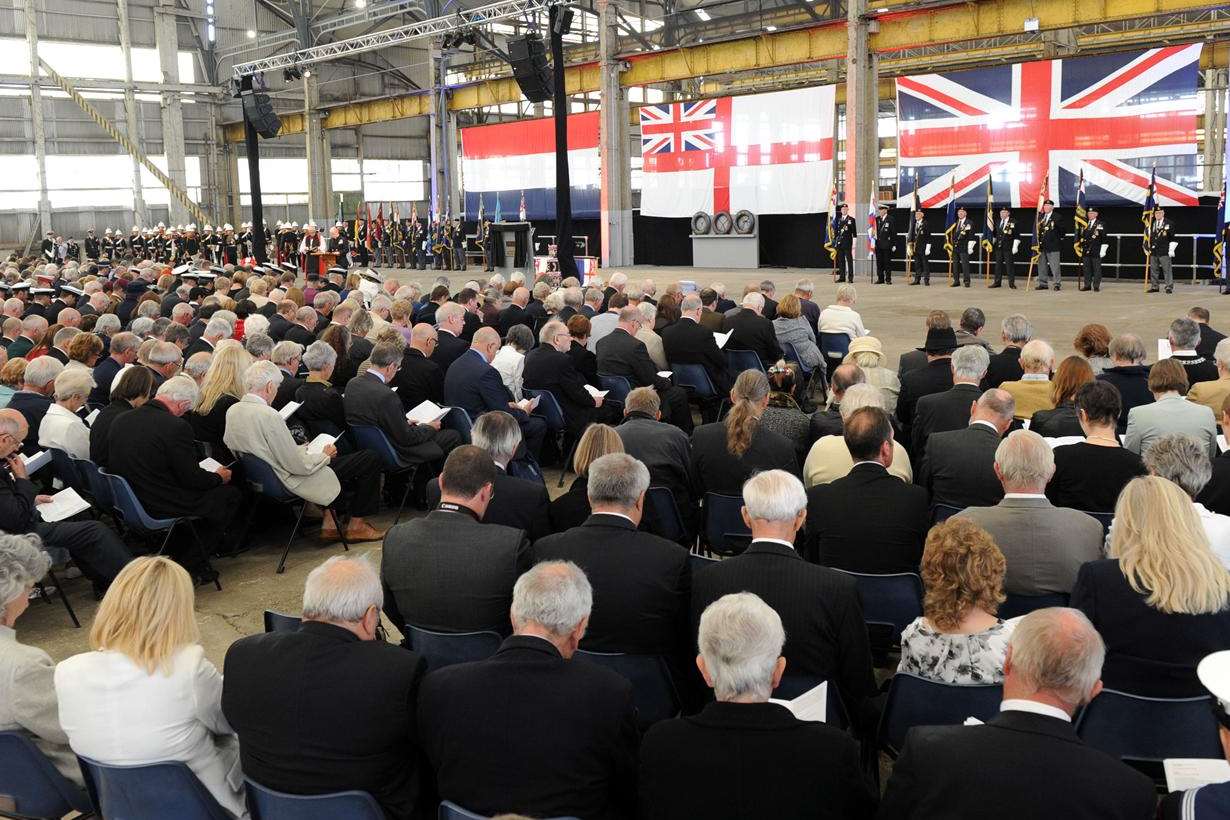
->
xmin=897 ymin=617 xmax=1015 ymax=684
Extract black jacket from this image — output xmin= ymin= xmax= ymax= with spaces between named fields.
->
xmin=497 ymin=304 xmax=533 ymax=337
xmin=567 ymin=340 xmax=601 ymax=388
xmin=879 ymin=710 xmax=1155 ymax=820
xmin=522 ymin=345 xmax=597 ymax=436
xmin=89 ymin=356 xmax=124 ymax=407
xmin=293 ymin=380 xmax=348 ymax=441
xmin=0 ymin=464 xmax=41 ymax=533
xmin=595 ymin=327 xmax=670 ymax=391
xmin=284 ymin=324 xmax=316 ymax=348
xmin=1197 ymin=322 xmax=1226 ymax=359
xmin=549 ymin=476 xmax=591 ymax=533
xmin=417 ymin=635 xmax=639 ymax=820
xmin=1197 ymin=449 xmax=1230 ymax=516
xmin=186 ymin=395 xmax=239 ymax=464
xmin=982 ymin=345 xmax=1024 ymax=389
xmin=640 ymin=701 xmax=876 ymax=820
xmin=272 ymin=372 xmax=304 ymax=411
xmin=426 ymin=467 xmax=551 ymax=543
xmin=1097 ymin=365 xmax=1152 ymax=431
xmin=107 ymin=400 xmax=225 ymax=518
xmin=616 ymin=415 xmax=696 ymax=516
xmin=721 ymin=309 xmax=781 ymax=368
xmin=182 ymin=336 xmax=216 ymax=361
xmin=917 ymin=422 xmax=1005 ymax=509
xmin=533 ymin=514 xmax=690 ymax=657
xmin=690 ymin=421 xmax=798 ymax=497
xmin=660 ymin=317 xmax=732 ymax=393
xmin=1173 ymin=352 xmax=1220 ymax=387
xmin=430 ymin=330 xmax=468 ymax=374
xmin=1029 ymin=401 xmax=1083 ymax=438
xmin=88 ymin=398 xmax=134 ymax=468
xmin=343 ymin=372 xmax=444 ymax=465
xmin=909 ymin=382 xmax=980 ymax=464
xmin=7 ymin=391 xmax=53 ymax=456
xmin=267 ymin=314 xmax=292 ymax=341
xmin=898 ymin=357 xmax=954 ymax=435
xmin=222 ymin=622 xmax=428 ymax=820
xmin=805 ymin=463 xmax=930 ymax=573
xmin=392 ymin=348 xmax=444 ymax=413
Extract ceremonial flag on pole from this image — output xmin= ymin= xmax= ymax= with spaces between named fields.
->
xmin=518 ymin=191 xmax=527 ymax=222
xmin=477 ymin=195 xmax=485 ymax=223
xmin=410 ymin=203 xmax=418 ymax=234
xmin=1142 ymin=166 xmax=1157 ymax=253
xmin=1215 ymin=181 xmax=1227 ymax=282
xmin=353 ymin=203 xmax=361 ymax=245
xmin=942 ymin=175 xmax=957 ymax=260
xmin=376 ymin=204 xmax=385 ymax=241
xmin=981 ymin=178 xmax=995 ymax=253
xmin=1073 ymin=169 xmax=1088 ymax=259
xmin=365 ymin=204 xmax=372 ymax=250
xmin=1030 ymin=171 xmax=1049 ymax=264
xmin=907 ymin=177 xmax=922 ymax=250
xmin=494 ymin=194 xmax=502 ymax=224
xmin=823 ymin=177 xmax=838 ymax=263
xmin=866 ymin=186 xmax=878 ymax=259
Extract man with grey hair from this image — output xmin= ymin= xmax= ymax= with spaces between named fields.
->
xmin=1170 ymin=316 xmax=1220 ymax=385
xmin=984 ymin=313 xmax=1033 ymax=388
xmin=615 ymin=386 xmax=697 ymax=534
xmin=417 ymin=559 xmax=638 ymax=820
xmin=8 ymin=356 xmax=63 ymax=456
xmin=956 ymin=429 xmax=1103 ymax=595
xmin=910 ymin=343 xmax=992 ymax=463
xmin=999 ymin=338 xmax=1056 ymax=421
xmin=804 ymin=382 xmax=914 ymax=486
xmin=558 ymin=286 xmax=584 ymax=322
xmin=1098 ymin=332 xmax=1151 ymax=429
xmin=94 ymin=312 xmax=121 ymax=338
xmin=391 ymin=323 xmax=443 ymax=412
xmin=284 ymin=306 xmax=318 ymax=347
xmin=7 ymin=315 xmax=46 ymax=360
xmin=596 ymin=305 xmax=693 ymax=431
xmin=639 ymin=591 xmax=875 ymax=818
xmin=1143 ymin=433 xmax=1230 ymax=569
xmin=243 ymin=331 xmax=274 ymax=361
xmin=145 ymin=341 xmax=182 ymax=385
xmin=47 ymin=326 xmax=80 ymax=364
xmin=581 ymin=286 xmax=604 ymax=318
xmin=809 ymin=362 xmax=866 ymax=440
xmin=430 ymin=301 xmax=469 ymax=372
xmin=535 ymin=452 xmax=690 ymax=659
xmin=184 ymin=351 xmax=212 ymax=385
xmin=691 ymin=469 xmax=877 ymax=729
xmin=89 ymin=330 xmax=140 ymax=405
xmin=444 ymin=327 xmax=548 ymax=459
xmin=661 ymin=292 xmax=732 ymax=395
xmin=426 ymin=411 xmax=550 ymax=541
xmin=880 ymin=608 xmax=1155 ymax=818
xmin=918 ymin=388 xmax=1016 ymax=509
xmin=636 ymin=300 xmax=667 ymax=370
xmin=523 ymin=320 xmax=609 ymax=438
xmin=1188 ymin=336 xmax=1230 ymax=414
xmin=722 ymin=290 xmax=781 ymax=368
xmin=183 ymin=315 xmax=230 ymax=359
xmin=222 ymin=554 xmax=430 ymax=819
xmin=270 ymin=340 xmax=304 ymax=409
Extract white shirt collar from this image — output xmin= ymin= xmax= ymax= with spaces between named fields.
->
xmin=1021 ymin=373 xmax=1049 ymax=382
xmin=852 ymin=460 xmax=885 ymax=470
xmin=1172 ymin=350 xmax=1197 ymax=357
xmin=755 ymin=537 xmax=796 ymax=549
xmin=369 ymin=369 xmax=387 ymax=383
xmin=1003 ymin=492 xmax=1047 ymax=499
xmin=1000 ymin=698 xmax=1071 ymax=722
xmin=592 ymin=510 xmax=635 ymax=524
xmin=970 ymin=419 xmax=999 ymax=432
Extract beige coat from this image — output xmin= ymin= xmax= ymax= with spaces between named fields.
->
xmin=803 ymin=435 xmax=913 ymax=488
xmin=223 ymin=393 xmax=340 ymax=505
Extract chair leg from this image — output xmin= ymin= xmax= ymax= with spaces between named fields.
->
xmin=330 ymin=505 xmax=350 ymax=552
xmin=186 ymin=521 xmax=222 ymax=591
xmin=276 ymin=504 xmax=309 ymax=575
xmin=557 ymin=435 xmax=580 ymax=488
xmin=393 ymin=477 xmax=413 ymax=527
xmin=45 ymin=568 xmax=81 ymax=628
xmin=157 ymin=520 xmax=178 ymax=555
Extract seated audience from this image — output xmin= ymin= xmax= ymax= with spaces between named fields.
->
xmin=898 ymin=326 xmax=956 ymax=432
xmin=721 ymin=291 xmax=781 ymax=368
xmin=8 ymin=356 xmax=61 ymax=455
xmin=431 ymin=302 xmax=470 ymax=372
xmin=692 ymin=369 xmax=798 ymax=496
xmin=818 ymin=284 xmax=868 ymax=341
xmin=0 ymin=356 xmax=24 ymax=408
xmin=843 ymin=335 xmax=899 ymax=414
xmin=661 ymin=293 xmax=732 ymax=394
xmin=187 ymin=340 xmax=249 ymax=464
xmin=772 ymin=293 xmax=822 ymax=371
xmin=417 ymin=561 xmax=638 ymax=820
xmin=1142 ymin=433 xmax=1230 ymax=569
xmin=1046 ymin=381 xmax=1146 ymax=512
xmin=1169 ymin=316 xmax=1220 ymax=385
xmin=90 ymin=364 xmax=157 ymax=468
xmin=1125 ymin=358 xmax=1218 ymax=461
xmin=636 ymin=301 xmax=668 ymax=370
xmin=318 ymin=325 xmax=357 ymax=391
xmin=809 ymin=363 xmax=865 ymax=442
xmin=1199 ymin=394 xmax=1230 ymax=516
xmin=1191 ymin=306 xmax=1226 ymax=357
xmin=54 ymin=557 xmax=246 ymax=818
xmin=38 ymin=366 xmax=92 ymax=459
xmin=551 ymin=423 xmax=623 ymax=533
xmin=1072 ymin=476 xmax=1230 ymax=697
xmin=955 ymin=307 xmax=992 ymax=351
xmin=981 ymin=313 xmax=1031 ymax=388
xmin=292 ymin=340 xmax=347 ymax=441
xmin=639 ymin=592 xmax=876 ymax=820
xmin=909 ymin=344 xmax=989 ymax=464
xmin=443 ymin=327 xmax=547 ymax=460
xmin=1189 ymin=337 xmax=1230 ymax=414
xmin=269 ymin=340 xmax=304 ymax=409
xmin=66 ymin=332 xmax=102 ymax=372
xmin=492 ymin=323 xmax=532 ymax=401
xmin=899 ymin=518 xmax=1012 ymax=684
xmin=804 ymin=384 xmax=912 ymax=487
xmin=1029 ymin=355 xmax=1094 ymax=438
xmin=999 ymin=339 xmax=1056 ymax=421
xmin=595 ymin=307 xmax=693 ymax=432
xmin=1159 ymin=649 xmax=1230 ymax=818
xmin=879 ymin=608 xmax=1156 ymax=818
xmin=184 ymin=351 xmax=212 ymax=385
xmin=918 ymin=389 xmax=1014 ymax=509
xmin=0 ymin=533 xmax=88 ymax=792
xmin=223 ymin=556 xmax=427 ymax=819
xmin=898 ymin=310 xmax=949 ymax=377
xmin=956 ymin=430 xmax=1103 ymax=596
xmin=1073 ymin=323 xmax=1112 ymax=374
xmin=691 ymin=470 xmax=877 ymax=729
xmin=565 ymin=314 xmax=601 ymax=387
xmin=391 ymin=323 xmax=444 ymax=412
xmin=382 ymin=446 xmax=529 ymax=634
xmin=1097 ymin=332 xmax=1151 ymax=431
xmin=426 ymin=411 xmax=551 ymax=542
xmin=805 ymin=406 xmax=929 ymax=571
xmin=523 ymin=320 xmax=608 ymax=439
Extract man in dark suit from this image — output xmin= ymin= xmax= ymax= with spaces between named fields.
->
xmin=616 ymin=388 xmax=697 ymax=535
xmin=429 ymin=302 xmax=469 ymax=374
xmin=344 ymin=341 xmax=460 ymax=466
xmin=8 ymin=357 xmax=60 ymax=456
xmin=809 ymin=363 xmax=865 ymax=443
xmin=182 ymin=316 xmax=229 ymax=360
xmin=266 ymin=301 xmax=296 ymax=341
xmin=384 ymin=445 xmax=530 ymax=633
xmin=498 ymin=287 xmax=534 ymax=337
xmin=1169 ymin=317 xmax=1220 ymax=386
xmin=698 ymin=288 xmax=725 ymax=333
xmin=270 ymin=341 xmax=304 ymax=410
xmin=898 ymin=311 xmax=950 ymax=377
xmin=909 ymin=345 xmax=990 ymax=464
xmin=534 ymin=452 xmax=690 ymax=659
xmin=983 ymin=313 xmax=1032 ymax=388
xmin=523 ymin=320 xmax=607 ymax=439
xmin=898 ymin=326 xmax=957 ymax=438
xmin=88 ymin=331 xmax=140 ymax=406
xmin=282 ymin=307 xmax=318 ymax=347
xmin=691 ymin=469 xmax=877 ymax=730
xmin=455 ymin=289 xmax=483 ymax=343
xmin=443 ymin=328 xmax=547 ymax=459
xmin=639 ymin=591 xmax=877 ymax=820
xmin=1191 ymin=306 xmax=1226 ymax=359
xmin=880 ymin=608 xmax=1156 ymax=819
xmin=425 ymin=412 xmax=551 ymax=542
xmin=661 ymin=293 xmax=732 ymax=394
xmin=596 ymin=308 xmax=692 ymax=432
xmin=805 ymin=407 xmax=929 ymax=572
xmin=222 ymin=556 xmax=429 ymax=820
xmin=758 ymin=280 xmax=778 ymax=319
xmin=107 ymin=375 xmax=239 ymax=572
xmin=417 ymin=561 xmax=639 ymax=820
xmin=917 ymin=388 xmax=1014 ymax=509
xmin=6 ymin=315 xmax=45 ymax=360
xmin=392 ymin=323 xmax=445 ymax=412
xmin=721 ymin=292 xmax=781 ymax=368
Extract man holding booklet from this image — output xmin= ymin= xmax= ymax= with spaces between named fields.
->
xmin=523 ymin=320 xmax=615 ymax=440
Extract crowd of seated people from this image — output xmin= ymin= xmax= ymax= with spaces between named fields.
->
xmin=1 ymin=253 xmax=1230 ymax=817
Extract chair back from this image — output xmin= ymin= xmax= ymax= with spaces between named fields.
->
xmin=671 ymin=363 xmax=717 ymax=398
xmin=523 ymin=388 xmax=565 ymax=433
xmin=688 ymin=552 xmax=719 ymax=575
xmin=999 ymin=592 xmax=1069 ymax=620
xmin=725 ymin=349 xmax=764 ymax=374
xmin=438 ymin=801 xmax=581 ymax=820
xmin=101 ymin=470 xmax=177 ymax=533
xmin=263 ymin=610 xmax=302 ymax=633
xmin=0 ymin=731 xmax=91 ymax=818
xmin=832 ymin=569 xmax=923 ymax=645
xmin=47 ymin=448 xmax=81 ymax=493
xmin=405 ymin=624 xmax=502 ymax=670
xmin=574 ymin=650 xmax=680 ymax=729
xmin=780 ymin=342 xmax=813 ymax=377
xmin=350 ymin=425 xmax=406 ymax=470
xmin=245 ymin=778 xmax=384 ymax=820
xmin=878 ymin=673 xmax=1004 ymax=756
xmin=443 ymin=407 xmax=474 ymax=442
xmin=930 ymin=503 xmax=964 ymax=524
xmin=239 ymin=453 xmax=297 ymax=503
xmin=818 ymin=332 xmax=851 ymax=364
xmin=597 ymin=374 xmax=632 ymax=405
xmin=643 ymin=486 xmax=687 ymax=544
xmin=1080 ymin=510 xmax=1114 ymax=534
xmin=702 ymin=492 xmax=752 ymax=556
xmin=78 ymin=756 xmax=232 ymax=820
xmin=1076 ymin=690 xmax=1222 ymax=766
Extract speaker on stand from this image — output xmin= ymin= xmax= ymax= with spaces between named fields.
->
xmin=508 ymin=33 xmax=552 ymax=104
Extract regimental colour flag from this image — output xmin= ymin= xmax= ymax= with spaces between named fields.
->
xmin=639 ymin=85 xmax=836 ymax=217
xmin=1031 ymin=171 xmax=1050 ymax=264
xmin=1073 ymin=170 xmax=1088 ymax=259
xmin=823 ymin=179 xmax=838 ymax=263
xmin=1143 ymin=166 xmax=1158 ymax=254
xmin=896 ymin=45 xmax=1203 ymax=208
xmin=866 ymin=186 xmax=877 ymax=259
xmin=981 ymin=179 xmax=995 ymax=254
xmin=942 ymin=176 xmax=957 ymax=261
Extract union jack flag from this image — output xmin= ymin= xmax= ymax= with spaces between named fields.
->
xmin=639 ymin=100 xmax=721 ymax=155
xmin=896 ymin=45 xmax=1203 ymax=209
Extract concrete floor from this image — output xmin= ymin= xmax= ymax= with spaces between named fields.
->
xmin=17 ymin=267 xmax=1221 ymax=667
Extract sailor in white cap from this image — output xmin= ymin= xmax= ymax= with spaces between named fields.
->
xmin=1158 ymin=650 xmax=1230 ymax=818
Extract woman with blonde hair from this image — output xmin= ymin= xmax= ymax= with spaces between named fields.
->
xmin=549 ymin=422 xmax=624 ymax=532
xmin=188 ymin=339 xmax=251 ymax=463
xmin=899 ymin=518 xmax=1013 ymax=684
xmin=690 ymin=369 xmax=799 ymax=496
xmin=54 ymin=557 xmax=246 ymax=817
xmin=1072 ymin=476 xmax=1230 ymax=696
xmin=0 ymin=356 xmax=26 ymax=407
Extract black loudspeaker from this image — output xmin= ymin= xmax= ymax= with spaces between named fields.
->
xmin=508 ymin=34 xmax=552 ymax=103
xmin=243 ymin=92 xmax=282 ymax=139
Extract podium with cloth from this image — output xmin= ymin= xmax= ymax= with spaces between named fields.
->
xmin=488 ymin=221 xmax=534 ymax=276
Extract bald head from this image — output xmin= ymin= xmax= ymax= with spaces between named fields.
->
xmin=471 ymin=327 xmax=501 ymax=362
xmin=58 ymin=308 xmax=81 ymax=328
xmin=410 ymin=322 xmax=437 ymax=356
xmin=831 ymin=363 xmax=865 ymax=401
xmin=972 ymin=388 xmax=1015 ymax=431
xmin=512 ymin=287 xmax=530 ymax=307
xmin=1005 ymin=608 xmax=1105 ymax=713
xmin=0 ymin=408 xmax=27 ymax=457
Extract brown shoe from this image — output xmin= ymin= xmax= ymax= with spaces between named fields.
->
xmin=344 ymin=522 xmax=387 ymax=541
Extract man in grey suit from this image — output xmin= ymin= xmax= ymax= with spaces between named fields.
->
xmin=917 ymin=389 xmax=1015 ymax=509
xmin=381 ymin=446 xmax=530 ymax=635
xmin=956 ymin=430 xmax=1103 ymax=596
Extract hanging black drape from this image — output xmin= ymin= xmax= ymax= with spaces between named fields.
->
xmin=549 ymin=6 xmax=578 ymax=279
xmin=240 ymin=76 xmax=267 ymax=264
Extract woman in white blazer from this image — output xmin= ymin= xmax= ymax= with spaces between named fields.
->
xmin=54 ymin=556 xmax=248 ymax=819
xmin=38 ymin=366 xmax=92 ymax=459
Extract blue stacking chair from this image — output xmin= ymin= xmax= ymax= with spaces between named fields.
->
xmin=702 ymin=492 xmax=752 ymax=556
xmin=442 ymin=406 xmax=474 ymax=443
xmin=575 ymin=650 xmax=680 ymax=729
xmin=263 ymin=610 xmax=302 ymax=633
xmin=47 ymin=448 xmax=83 ymax=494
xmin=832 ymin=569 xmax=923 ymax=649
xmin=1080 ymin=510 xmax=1114 ymax=535
xmin=818 ymin=332 xmax=851 ymax=378
xmin=725 ymin=349 xmax=765 ymax=374
xmin=350 ymin=425 xmax=418 ymax=526
xmin=405 ymin=624 xmax=502 ymax=670
xmin=772 ymin=676 xmax=849 ymax=729
xmin=71 ymin=455 xmax=114 ymax=513
xmin=0 ymin=731 xmax=92 ymax=819
xmin=78 ymin=756 xmax=231 ymax=820
xmin=101 ymin=470 xmax=220 ymax=590
xmin=34 ymin=544 xmax=80 ymax=628
xmin=780 ymin=341 xmax=826 ymax=400
xmin=671 ymin=362 xmax=720 ymax=422
xmin=240 ymin=453 xmax=349 ymax=575
xmin=878 ymin=673 xmax=1004 ymax=757
xmin=439 ymin=801 xmax=578 ymax=820
xmin=245 ymin=778 xmax=384 ymax=820
xmin=1076 ymin=690 xmax=1222 ymax=779
xmin=930 ymin=502 xmax=964 ymax=523
xmin=643 ymin=486 xmax=689 ymax=545
xmin=523 ymin=388 xmax=577 ymax=486
xmin=999 ymin=592 xmax=1069 ymax=619
xmin=598 ymin=374 xmax=633 ymax=407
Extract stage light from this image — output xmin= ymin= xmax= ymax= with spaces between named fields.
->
xmin=694 ymin=8 xmax=710 ymax=20
xmin=246 ymin=28 xmax=256 ymax=38
xmin=1023 ymin=16 xmax=1039 ymax=30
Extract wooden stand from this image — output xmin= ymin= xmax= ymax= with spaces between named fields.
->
xmin=309 ymin=251 xmax=338 ymax=277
